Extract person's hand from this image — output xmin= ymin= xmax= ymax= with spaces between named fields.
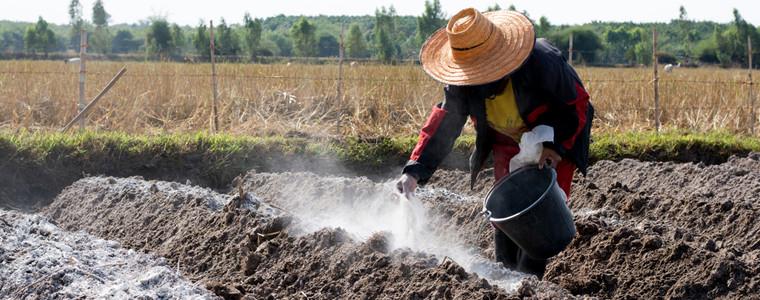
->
xmin=396 ymin=174 xmax=418 ymax=199
xmin=539 ymin=147 xmax=561 ymax=169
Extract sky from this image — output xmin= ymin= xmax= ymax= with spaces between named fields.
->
xmin=1 ymin=0 xmax=758 ymax=26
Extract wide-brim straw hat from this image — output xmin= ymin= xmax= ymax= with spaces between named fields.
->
xmin=420 ymin=8 xmax=535 ymax=86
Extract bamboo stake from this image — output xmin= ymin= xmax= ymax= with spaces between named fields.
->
xmin=210 ymin=20 xmax=219 ymax=132
xmin=60 ymin=66 xmax=127 ymax=132
xmin=652 ymin=26 xmax=661 ymax=133
xmin=78 ymin=29 xmax=87 ymax=130
xmin=749 ymin=36 xmax=754 ymax=135
xmin=337 ymin=22 xmax=345 ymax=135
xmin=568 ymin=31 xmax=573 ymax=66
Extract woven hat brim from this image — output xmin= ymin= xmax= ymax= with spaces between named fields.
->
xmin=420 ymin=11 xmax=535 ymax=86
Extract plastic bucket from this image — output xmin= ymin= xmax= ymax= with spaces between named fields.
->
xmin=483 ymin=165 xmax=576 ymax=260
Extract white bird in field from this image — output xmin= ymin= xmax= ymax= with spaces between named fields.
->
xmin=64 ymin=58 xmax=81 ymax=64
xmin=663 ymin=62 xmax=681 ymax=73
xmin=350 ymin=61 xmax=358 ymax=67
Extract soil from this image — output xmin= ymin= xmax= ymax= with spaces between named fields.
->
xmin=30 ymin=153 xmax=760 ymax=299
xmin=0 ymin=210 xmax=216 ymax=299
xmin=544 ymin=155 xmax=760 ymax=299
xmin=43 ymin=175 xmax=572 ymax=299
xmin=43 ymin=176 xmax=291 ymax=294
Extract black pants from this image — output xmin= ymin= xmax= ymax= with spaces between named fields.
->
xmin=494 ymin=228 xmax=547 ymax=278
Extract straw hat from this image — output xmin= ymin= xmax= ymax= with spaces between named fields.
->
xmin=420 ymin=8 xmax=535 ymax=86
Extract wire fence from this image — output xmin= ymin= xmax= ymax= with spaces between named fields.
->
xmin=0 ymin=26 xmax=757 ymax=137
xmin=0 ymin=66 xmax=755 ymax=136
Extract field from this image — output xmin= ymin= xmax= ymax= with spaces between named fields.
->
xmin=0 ymin=60 xmax=757 ymax=135
xmin=1 ymin=59 xmax=759 ymax=299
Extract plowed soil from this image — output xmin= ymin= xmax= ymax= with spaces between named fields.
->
xmin=38 ymin=154 xmax=760 ymax=299
xmin=0 ymin=210 xmax=216 ymax=299
xmin=545 ymin=155 xmax=760 ymax=299
xmin=43 ymin=176 xmax=570 ymax=299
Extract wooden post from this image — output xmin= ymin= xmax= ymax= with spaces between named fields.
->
xmin=61 ymin=67 xmax=127 ymax=132
xmin=210 ymin=20 xmax=219 ymax=132
xmin=568 ymin=31 xmax=573 ymax=66
xmin=337 ymin=23 xmax=345 ymax=135
xmin=749 ymin=36 xmax=755 ymax=135
xmin=652 ymin=26 xmax=661 ymax=133
xmin=78 ymin=29 xmax=87 ymax=130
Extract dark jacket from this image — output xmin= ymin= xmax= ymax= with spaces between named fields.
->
xmin=403 ymin=38 xmax=594 ymax=187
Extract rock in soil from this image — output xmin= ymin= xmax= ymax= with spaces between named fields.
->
xmin=0 ymin=209 xmax=216 ymax=299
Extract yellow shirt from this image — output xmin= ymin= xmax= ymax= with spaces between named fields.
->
xmin=485 ymin=80 xmax=527 ymax=141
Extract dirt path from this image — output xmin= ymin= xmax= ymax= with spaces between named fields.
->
xmin=0 ymin=210 xmax=216 ymax=299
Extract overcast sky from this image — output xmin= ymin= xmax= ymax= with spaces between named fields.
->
xmin=1 ymin=0 xmax=758 ymax=26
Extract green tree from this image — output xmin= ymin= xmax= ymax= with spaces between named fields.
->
xmin=193 ymin=21 xmax=210 ymax=58
xmin=486 ymin=3 xmax=501 ymax=12
xmin=243 ymin=13 xmax=263 ymax=60
xmin=90 ymin=29 xmax=112 ymax=53
xmin=725 ymin=9 xmax=760 ymax=66
xmin=171 ymin=24 xmax=186 ymax=55
xmin=374 ymin=6 xmax=398 ymax=63
xmin=92 ymin=0 xmax=110 ymax=27
xmin=216 ymin=19 xmax=241 ymax=56
xmin=603 ymin=26 xmax=639 ymax=64
xmin=24 ymin=17 xmax=56 ymax=56
xmin=266 ymin=32 xmax=293 ymax=56
xmin=550 ymin=28 xmax=603 ymax=64
xmin=317 ymin=33 xmax=339 ymax=57
xmin=630 ymin=28 xmax=652 ymax=65
xmin=146 ymin=18 xmax=173 ymax=57
xmin=290 ymin=17 xmax=317 ymax=57
xmin=346 ymin=23 xmax=368 ymax=58
xmin=90 ymin=0 xmax=111 ymax=53
xmin=111 ymin=30 xmax=140 ymax=53
xmin=673 ymin=5 xmax=697 ymax=59
xmin=415 ymin=0 xmax=445 ymax=46
xmin=68 ymin=0 xmax=84 ymax=49
xmin=536 ymin=16 xmax=552 ymax=37
xmin=1 ymin=31 xmax=24 ymax=52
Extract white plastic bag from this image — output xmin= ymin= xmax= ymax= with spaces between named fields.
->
xmin=509 ymin=125 xmax=554 ymax=172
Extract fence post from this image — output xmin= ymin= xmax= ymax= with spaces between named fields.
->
xmin=652 ymin=26 xmax=661 ymax=133
xmin=209 ymin=20 xmax=219 ymax=133
xmin=568 ymin=31 xmax=573 ymax=66
xmin=78 ymin=29 xmax=87 ymax=130
xmin=61 ymin=67 xmax=127 ymax=132
xmin=749 ymin=36 xmax=755 ymax=135
xmin=337 ymin=23 xmax=345 ymax=135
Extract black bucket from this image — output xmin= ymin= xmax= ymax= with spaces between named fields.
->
xmin=483 ymin=165 xmax=576 ymax=260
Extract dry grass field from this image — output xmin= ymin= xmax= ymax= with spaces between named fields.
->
xmin=0 ymin=60 xmax=755 ymax=136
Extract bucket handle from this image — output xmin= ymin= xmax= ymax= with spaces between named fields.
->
xmin=481 ymin=208 xmax=491 ymax=220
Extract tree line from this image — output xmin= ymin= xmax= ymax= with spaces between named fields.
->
xmin=1 ymin=0 xmax=759 ymax=67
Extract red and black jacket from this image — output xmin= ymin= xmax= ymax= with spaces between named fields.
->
xmin=403 ymin=38 xmax=594 ymax=188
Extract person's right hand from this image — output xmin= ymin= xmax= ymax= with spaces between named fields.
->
xmin=396 ymin=174 xmax=418 ymax=199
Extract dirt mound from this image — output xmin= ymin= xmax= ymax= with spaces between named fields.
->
xmin=238 ymin=172 xmax=513 ymax=282
xmin=43 ymin=177 xmax=288 ymax=294
xmin=0 ymin=209 xmax=216 ymax=299
xmin=542 ymin=155 xmax=760 ymax=298
xmin=43 ymin=176 xmax=570 ymax=299
xmin=39 ymin=154 xmax=760 ymax=298
xmin=243 ymin=228 xmax=509 ymax=299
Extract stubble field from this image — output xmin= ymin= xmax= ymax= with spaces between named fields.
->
xmin=0 ymin=60 xmax=756 ymax=136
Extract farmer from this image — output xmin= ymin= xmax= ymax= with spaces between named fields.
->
xmin=396 ymin=8 xmax=593 ymax=278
